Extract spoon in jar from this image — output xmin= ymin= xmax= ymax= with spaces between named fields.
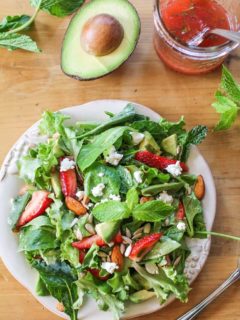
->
xmin=187 ymin=27 xmax=240 ymax=47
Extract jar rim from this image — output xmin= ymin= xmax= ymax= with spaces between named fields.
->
xmin=154 ymin=0 xmax=239 ymax=59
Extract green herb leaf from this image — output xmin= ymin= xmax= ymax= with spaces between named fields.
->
xmin=126 ymin=188 xmax=139 ymax=211
xmin=92 ymin=201 xmax=131 ymax=222
xmin=212 ymin=91 xmax=239 ymax=131
xmin=0 ymin=32 xmax=40 ymax=52
xmin=221 ymin=65 xmax=240 ymax=103
xmin=0 ymin=15 xmax=31 ymax=32
xmin=30 ymin=0 xmax=84 ymax=17
xmin=142 ymin=182 xmax=184 ymax=196
xmin=132 ymin=200 xmax=173 ymax=222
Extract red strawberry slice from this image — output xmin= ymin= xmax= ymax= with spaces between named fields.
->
xmin=78 ymin=250 xmax=109 ymax=280
xmin=17 ymin=190 xmax=52 ymax=228
xmin=128 ymin=233 xmax=162 ymax=262
xmin=59 ymin=158 xmax=77 ymax=197
xmin=135 ymin=151 xmax=188 ymax=172
xmin=72 ymin=232 xmax=123 ymax=250
xmin=176 ymin=201 xmax=185 ymax=220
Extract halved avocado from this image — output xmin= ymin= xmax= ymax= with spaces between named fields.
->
xmin=61 ymin=0 xmax=141 ymax=80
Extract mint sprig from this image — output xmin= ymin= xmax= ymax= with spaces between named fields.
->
xmin=212 ymin=66 xmax=240 ymax=131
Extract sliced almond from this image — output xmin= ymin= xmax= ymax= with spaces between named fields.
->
xmin=82 ymin=195 xmax=90 ymax=206
xmin=120 ymin=243 xmax=126 ymax=255
xmin=132 ymin=233 xmax=142 ymax=240
xmin=194 ymin=175 xmax=205 ymax=200
xmin=56 ymin=302 xmax=65 ymax=312
xmin=125 ymin=227 xmax=132 ymax=238
xmin=122 ymin=236 xmax=132 ymax=244
xmin=143 ymin=223 xmax=151 ymax=234
xmin=125 ymin=244 xmax=132 ymax=257
xmin=65 ymin=196 xmax=87 ymax=216
xmin=85 ymin=223 xmax=95 ymax=235
xmin=140 ymin=196 xmax=154 ymax=204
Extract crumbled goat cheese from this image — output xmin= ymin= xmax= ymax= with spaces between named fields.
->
xmin=60 ymin=158 xmax=75 ymax=172
xmin=101 ymin=262 xmax=119 ymax=274
xmin=109 ymin=194 xmax=121 ymax=201
xmin=130 ymin=132 xmax=145 ymax=145
xmin=106 ymin=146 xmax=123 ymax=166
xmin=157 ymin=191 xmax=173 ymax=204
xmin=91 ymin=183 xmax=105 ymax=197
xmin=98 ymin=172 xmax=105 ymax=177
xmin=134 ymin=171 xmax=143 ymax=184
xmin=176 ymin=221 xmax=186 ymax=231
xmin=165 ymin=161 xmax=182 ymax=177
xmin=76 ymin=190 xmax=85 ymax=201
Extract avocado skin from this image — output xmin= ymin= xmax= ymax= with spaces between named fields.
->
xmin=61 ymin=0 xmax=141 ymax=81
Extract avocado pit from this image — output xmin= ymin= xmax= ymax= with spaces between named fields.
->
xmin=81 ymin=14 xmax=124 ymax=56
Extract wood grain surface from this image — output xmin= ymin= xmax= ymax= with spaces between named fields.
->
xmin=0 ymin=1 xmax=240 ymax=320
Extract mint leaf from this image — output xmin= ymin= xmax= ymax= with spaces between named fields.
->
xmin=126 ymin=188 xmax=139 ymax=211
xmin=221 ymin=65 xmax=240 ymax=103
xmin=132 ymin=200 xmax=173 ymax=222
xmin=30 ymin=0 xmax=84 ymax=17
xmin=0 ymin=32 xmax=40 ymax=52
xmin=0 ymin=15 xmax=31 ymax=32
xmin=92 ymin=201 xmax=131 ymax=222
xmin=212 ymin=91 xmax=239 ymax=131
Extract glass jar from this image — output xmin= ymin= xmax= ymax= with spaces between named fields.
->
xmin=153 ymin=0 xmax=240 ymax=75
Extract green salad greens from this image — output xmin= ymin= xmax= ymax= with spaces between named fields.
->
xmin=9 ymin=105 xmax=210 ymax=320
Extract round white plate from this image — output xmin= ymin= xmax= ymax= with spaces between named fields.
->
xmin=0 ymin=100 xmax=216 ymax=320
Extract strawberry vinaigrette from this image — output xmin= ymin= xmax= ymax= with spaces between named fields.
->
xmin=161 ymin=0 xmax=230 ymax=47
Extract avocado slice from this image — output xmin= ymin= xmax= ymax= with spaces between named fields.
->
xmin=129 ymin=290 xmax=155 ymax=303
xmin=61 ymin=0 xmax=141 ymax=80
xmin=95 ymin=221 xmax=120 ymax=243
xmin=139 ymin=131 xmax=161 ymax=154
xmin=161 ymin=134 xmax=178 ymax=156
xmin=51 ymin=171 xmax=62 ymax=199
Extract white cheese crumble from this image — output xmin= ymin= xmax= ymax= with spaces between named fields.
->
xmin=105 ymin=146 xmax=123 ymax=166
xmin=176 ymin=221 xmax=186 ymax=231
xmin=157 ymin=191 xmax=173 ymax=204
xmin=98 ymin=172 xmax=105 ymax=177
xmin=134 ymin=171 xmax=143 ymax=184
xmin=165 ymin=161 xmax=182 ymax=177
xmin=76 ymin=190 xmax=85 ymax=201
xmin=60 ymin=158 xmax=76 ymax=172
xmin=101 ymin=262 xmax=119 ymax=274
xmin=91 ymin=183 xmax=105 ymax=197
xmin=109 ymin=194 xmax=121 ymax=201
xmin=130 ymin=132 xmax=145 ymax=145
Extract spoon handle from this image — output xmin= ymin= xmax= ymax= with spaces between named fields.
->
xmin=211 ymin=29 xmax=240 ymax=44
xmin=177 ymin=268 xmax=240 ymax=320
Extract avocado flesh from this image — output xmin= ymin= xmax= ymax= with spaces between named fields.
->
xmin=51 ymin=171 xmax=62 ymax=199
xmin=129 ymin=290 xmax=155 ymax=303
xmin=61 ymin=0 xmax=140 ymax=80
xmin=95 ymin=221 xmax=120 ymax=243
xmin=161 ymin=134 xmax=178 ymax=156
xmin=139 ymin=131 xmax=161 ymax=154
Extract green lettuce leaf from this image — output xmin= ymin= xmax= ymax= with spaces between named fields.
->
xmin=78 ymin=126 xmax=127 ymax=171
xmin=0 ymin=15 xmax=31 ymax=32
xmin=84 ymin=163 xmax=120 ymax=202
xmin=8 ymin=192 xmax=31 ymax=230
xmin=32 ymin=260 xmax=79 ymax=320
xmin=60 ymin=230 xmax=79 ymax=268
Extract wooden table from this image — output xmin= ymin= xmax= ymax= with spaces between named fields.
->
xmin=0 ymin=1 xmax=240 ymax=319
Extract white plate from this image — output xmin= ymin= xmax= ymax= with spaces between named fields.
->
xmin=0 ymin=100 xmax=216 ymax=320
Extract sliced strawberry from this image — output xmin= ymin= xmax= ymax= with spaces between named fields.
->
xmin=135 ymin=151 xmax=188 ymax=172
xmin=59 ymin=158 xmax=77 ymax=197
xmin=72 ymin=232 xmax=123 ymax=250
xmin=128 ymin=233 xmax=162 ymax=262
xmin=17 ymin=190 xmax=52 ymax=228
xmin=78 ymin=250 xmax=109 ymax=280
xmin=176 ymin=201 xmax=185 ymax=220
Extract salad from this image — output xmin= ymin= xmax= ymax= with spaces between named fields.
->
xmin=8 ymin=105 xmax=209 ymax=320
